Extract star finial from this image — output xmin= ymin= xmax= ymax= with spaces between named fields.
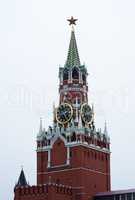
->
xmin=67 ymin=16 xmax=78 ymax=26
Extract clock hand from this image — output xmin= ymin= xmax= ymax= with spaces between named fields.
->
xmin=63 ymin=111 xmax=68 ymax=119
xmin=60 ymin=111 xmax=67 ymax=120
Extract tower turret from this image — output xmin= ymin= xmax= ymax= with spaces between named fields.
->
xmin=15 ymin=168 xmax=28 ymax=189
xmin=59 ymin=18 xmax=88 ymax=106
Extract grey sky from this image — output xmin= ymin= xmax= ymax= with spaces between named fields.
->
xmin=0 ymin=0 xmax=135 ymax=199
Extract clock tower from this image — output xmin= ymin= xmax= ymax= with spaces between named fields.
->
xmin=14 ymin=17 xmax=111 ymax=200
xmin=36 ymin=17 xmax=111 ymax=200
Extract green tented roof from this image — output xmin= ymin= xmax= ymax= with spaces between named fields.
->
xmin=65 ymin=29 xmax=81 ymax=68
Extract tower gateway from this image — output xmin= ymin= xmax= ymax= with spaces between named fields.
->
xmin=14 ymin=17 xmax=111 ymax=200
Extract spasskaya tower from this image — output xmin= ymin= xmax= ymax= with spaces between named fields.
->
xmin=14 ymin=17 xmax=111 ymax=200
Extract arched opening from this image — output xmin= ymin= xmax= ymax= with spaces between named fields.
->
xmin=82 ymin=74 xmax=86 ymax=84
xmin=72 ymin=67 xmax=79 ymax=80
xmin=71 ymin=132 xmax=76 ymax=142
xmin=63 ymin=69 xmax=69 ymax=81
xmin=51 ymin=138 xmax=67 ymax=166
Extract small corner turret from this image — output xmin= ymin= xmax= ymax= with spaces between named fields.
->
xmin=14 ymin=168 xmax=28 ymax=189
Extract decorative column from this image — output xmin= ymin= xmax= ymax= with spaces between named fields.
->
xmin=79 ymin=71 xmax=83 ymax=84
xmin=70 ymin=70 xmax=72 ymax=83
xmin=66 ymin=147 xmax=70 ymax=165
xmin=47 ymin=149 xmax=51 ymax=167
xmin=60 ymin=72 xmax=63 ymax=85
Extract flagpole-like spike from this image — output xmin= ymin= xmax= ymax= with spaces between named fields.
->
xmin=39 ymin=117 xmax=43 ymax=132
xmin=104 ymin=121 xmax=108 ymax=135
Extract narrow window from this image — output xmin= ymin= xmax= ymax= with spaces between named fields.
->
xmin=72 ymin=68 xmax=79 ymax=79
xmin=82 ymin=74 xmax=86 ymax=83
xmin=63 ymin=69 xmax=68 ymax=80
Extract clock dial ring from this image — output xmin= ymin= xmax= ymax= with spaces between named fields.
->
xmin=56 ymin=103 xmax=73 ymax=124
xmin=81 ymin=103 xmax=93 ymax=125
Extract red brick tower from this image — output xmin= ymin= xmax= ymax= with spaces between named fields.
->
xmin=36 ymin=17 xmax=111 ymax=200
xmin=14 ymin=17 xmax=111 ymax=200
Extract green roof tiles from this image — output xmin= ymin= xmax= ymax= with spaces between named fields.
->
xmin=65 ymin=29 xmax=81 ymax=68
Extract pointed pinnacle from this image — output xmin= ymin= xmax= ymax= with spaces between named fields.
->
xmin=104 ymin=121 xmax=108 ymax=135
xmin=39 ymin=117 xmax=43 ymax=132
xmin=78 ymin=114 xmax=82 ymax=128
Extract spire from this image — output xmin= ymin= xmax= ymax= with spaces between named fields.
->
xmin=65 ymin=17 xmax=81 ymax=68
xmin=92 ymin=104 xmax=94 ymax=121
xmin=37 ymin=117 xmax=43 ymax=140
xmin=104 ymin=121 xmax=108 ymax=136
xmin=103 ymin=121 xmax=110 ymax=143
xmin=53 ymin=102 xmax=56 ymax=123
xmin=15 ymin=168 xmax=28 ymax=188
xmin=39 ymin=117 xmax=43 ymax=133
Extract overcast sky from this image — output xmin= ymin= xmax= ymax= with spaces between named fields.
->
xmin=1 ymin=0 xmax=135 ymax=199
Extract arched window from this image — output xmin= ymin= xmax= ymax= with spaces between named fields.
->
xmin=72 ymin=67 xmax=79 ymax=80
xmin=71 ymin=132 xmax=76 ymax=141
xmin=82 ymin=74 xmax=86 ymax=83
xmin=63 ymin=69 xmax=69 ymax=81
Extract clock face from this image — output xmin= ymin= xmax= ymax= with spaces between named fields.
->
xmin=56 ymin=103 xmax=73 ymax=124
xmin=81 ymin=103 xmax=93 ymax=124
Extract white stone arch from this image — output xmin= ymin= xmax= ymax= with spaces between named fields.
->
xmin=51 ymin=134 xmax=67 ymax=148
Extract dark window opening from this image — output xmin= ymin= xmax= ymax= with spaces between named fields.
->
xmin=121 ymin=194 xmax=126 ymax=200
xmin=72 ymin=68 xmax=79 ymax=79
xmin=71 ymin=132 xmax=76 ymax=141
xmin=63 ymin=70 xmax=69 ymax=80
xmin=78 ymin=98 xmax=81 ymax=104
xmin=82 ymin=74 xmax=86 ymax=83
xmin=127 ymin=193 xmax=132 ymax=200
xmin=115 ymin=195 xmax=120 ymax=200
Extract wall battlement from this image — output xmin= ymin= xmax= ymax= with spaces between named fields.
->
xmin=15 ymin=183 xmax=73 ymax=196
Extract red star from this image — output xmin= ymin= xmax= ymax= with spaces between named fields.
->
xmin=67 ymin=16 xmax=78 ymax=25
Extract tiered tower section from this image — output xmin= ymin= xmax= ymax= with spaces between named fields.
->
xmin=59 ymin=26 xmax=88 ymax=105
xmin=36 ymin=18 xmax=111 ymax=200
